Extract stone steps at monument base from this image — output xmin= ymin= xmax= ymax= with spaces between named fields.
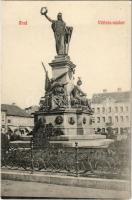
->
xmin=20 ymin=135 xmax=32 ymax=141
xmin=50 ymin=134 xmax=106 ymax=141
xmin=9 ymin=136 xmax=33 ymax=148
xmin=10 ymin=141 xmax=31 ymax=148
xmin=50 ymin=139 xmax=113 ymax=148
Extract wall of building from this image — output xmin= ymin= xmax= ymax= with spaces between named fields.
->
xmin=1 ymin=111 xmax=7 ymax=132
xmin=91 ymin=100 xmax=130 ymax=135
xmin=7 ymin=115 xmax=34 ymax=128
xmin=1 ymin=113 xmax=34 ymax=133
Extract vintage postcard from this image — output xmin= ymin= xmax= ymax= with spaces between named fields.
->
xmin=1 ymin=0 xmax=131 ymax=199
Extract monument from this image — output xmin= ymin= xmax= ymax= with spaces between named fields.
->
xmin=33 ymin=8 xmax=113 ymax=147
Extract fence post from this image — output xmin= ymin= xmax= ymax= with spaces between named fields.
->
xmin=30 ymin=138 xmax=34 ymax=174
xmin=75 ymin=142 xmax=79 ymax=177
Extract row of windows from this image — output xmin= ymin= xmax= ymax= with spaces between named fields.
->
xmin=95 ymin=127 xmax=129 ymax=134
xmin=1 ymin=114 xmax=5 ymax=122
xmin=92 ymin=116 xmax=129 ymax=123
xmin=93 ymin=106 xmax=129 ymax=114
xmin=2 ymin=118 xmax=11 ymax=123
xmin=1 ymin=114 xmax=11 ymax=123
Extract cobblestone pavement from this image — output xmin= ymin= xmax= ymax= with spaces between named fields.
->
xmin=1 ymin=179 xmax=130 ymax=198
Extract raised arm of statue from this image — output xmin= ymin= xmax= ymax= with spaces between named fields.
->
xmin=40 ymin=7 xmax=53 ymax=23
xmin=44 ymin=13 xmax=53 ymax=23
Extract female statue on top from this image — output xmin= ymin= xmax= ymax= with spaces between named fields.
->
xmin=41 ymin=7 xmax=73 ymax=55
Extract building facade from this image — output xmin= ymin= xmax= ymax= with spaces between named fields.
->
xmin=1 ymin=104 xmax=34 ymax=134
xmin=91 ymin=89 xmax=131 ymax=136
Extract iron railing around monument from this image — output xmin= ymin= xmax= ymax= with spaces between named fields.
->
xmin=1 ymin=138 xmax=130 ymax=179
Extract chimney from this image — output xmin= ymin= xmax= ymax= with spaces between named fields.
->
xmin=117 ymin=88 xmax=122 ymax=92
xmin=103 ymin=89 xmax=107 ymax=93
xmin=12 ymin=102 xmax=16 ymax=105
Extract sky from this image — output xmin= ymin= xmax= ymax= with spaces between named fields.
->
xmin=1 ymin=1 xmax=131 ymax=108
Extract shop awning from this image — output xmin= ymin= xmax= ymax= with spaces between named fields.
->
xmin=25 ymin=127 xmax=32 ymax=132
xmin=8 ymin=126 xmax=18 ymax=132
xmin=19 ymin=128 xmax=25 ymax=131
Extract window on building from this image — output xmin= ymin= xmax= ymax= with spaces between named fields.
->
xmin=102 ymin=117 xmax=105 ymax=123
xmin=92 ymin=117 xmax=95 ymax=123
xmin=114 ymin=128 xmax=118 ymax=134
xmin=102 ymin=107 xmax=105 ymax=113
xmin=8 ymin=119 xmax=11 ymax=123
xmin=92 ymin=108 xmax=95 ymax=112
xmin=115 ymin=106 xmax=118 ymax=113
xmin=108 ymin=116 xmax=112 ymax=123
xmin=97 ymin=128 xmax=101 ymax=133
xmin=97 ymin=117 xmax=100 ymax=123
xmin=115 ymin=116 xmax=118 ymax=123
xmin=120 ymin=116 xmax=123 ymax=122
xmin=108 ymin=107 xmax=111 ymax=113
xmin=2 ymin=115 xmax=5 ymax=122
xmin=126 ymin=106 xmax=128 ymax=112
xmin=120 ymin=128 xmax=124 ymax=135
xmin=126 ymin=116 xmax=129 ymax=122
xmin=97 ymin=107 xmax=100 ymax=114
xmin=120 ymin=106 xmax=123 ymax=112
xmin=102 ymin=128 xmax=105 ymax=133
xmin=123 ymin=127 xmax=128 ymax=134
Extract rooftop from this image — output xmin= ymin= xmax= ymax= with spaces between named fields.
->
xmin=1 ymin=104 xmax=33 ymax=117
xmin=25 ymin=105 xmax=39 ymax=115
xmin=92 ymin=91 xmax=131 ymax=104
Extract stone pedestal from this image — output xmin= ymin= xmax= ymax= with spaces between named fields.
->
xmin=50 ymin=137 xmax=113 ymax=148
xmin=35 ymin=108 xmax=93 ymax=136
xmin=34 ymin=108 xmax=112 ymax=148
xmin=49 ymin=55 xmax=76 ymax=80
xmin=49 ymin=55 xmax=76 ymax=109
